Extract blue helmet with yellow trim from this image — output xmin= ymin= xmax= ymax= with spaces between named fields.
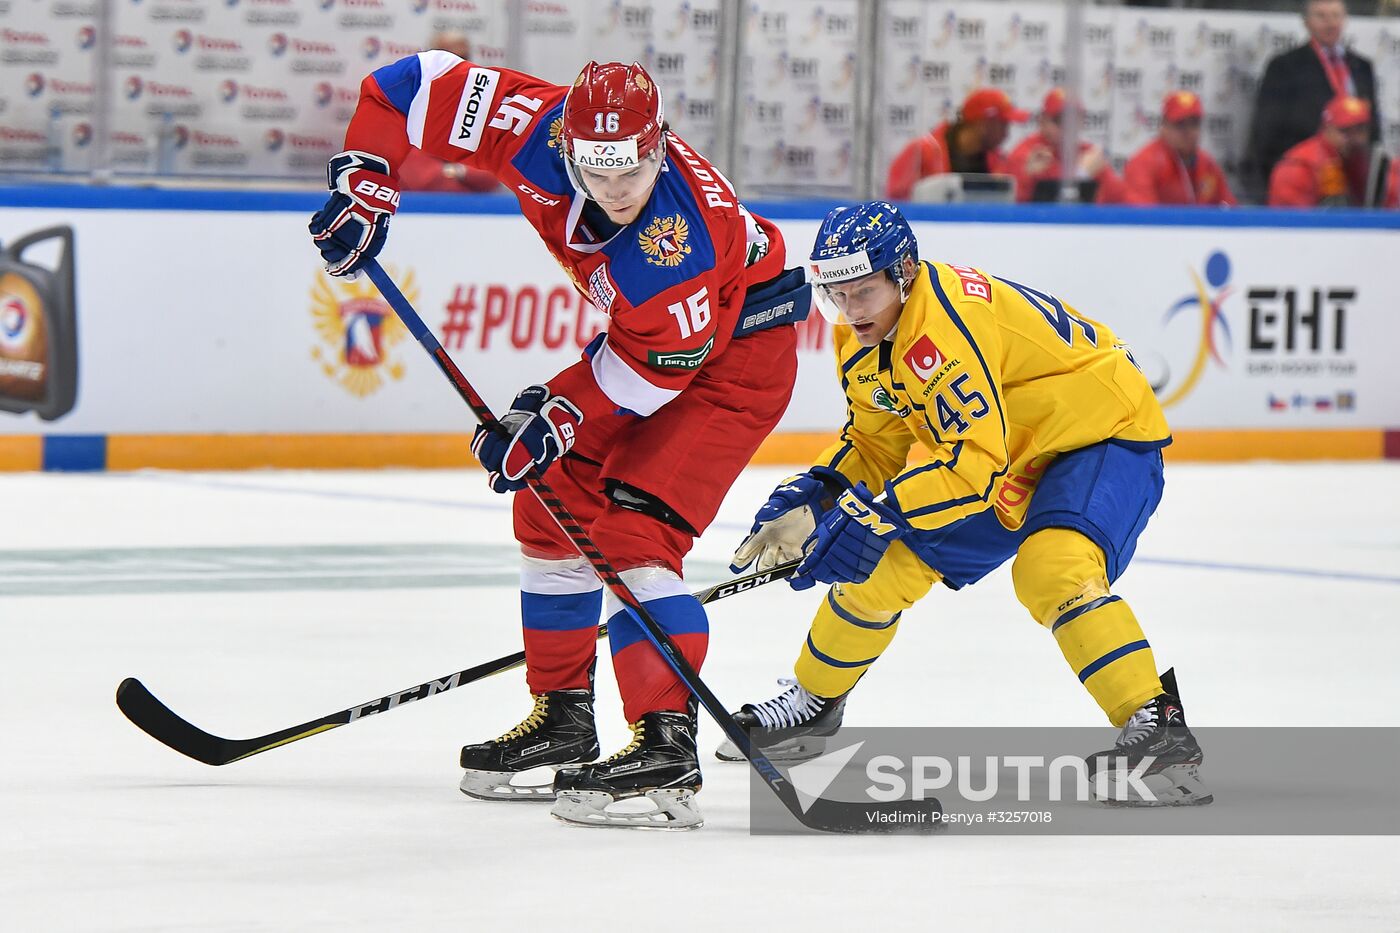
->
xmin=807 ymin=201 xmax=919 ymax=322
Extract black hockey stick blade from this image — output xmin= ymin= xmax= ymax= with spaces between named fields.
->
xmin=116 ymin=560 xmax=798 ymax=766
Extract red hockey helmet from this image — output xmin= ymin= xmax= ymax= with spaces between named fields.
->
xmin=561 ymin=61 xmax=666 ymax=202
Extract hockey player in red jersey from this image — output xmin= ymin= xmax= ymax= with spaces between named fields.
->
xmin=309 ymin=55 xmax=809 ymax=830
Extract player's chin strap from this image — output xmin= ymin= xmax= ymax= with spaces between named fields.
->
xmin=360 ymin=260 xmax=941 ymax=834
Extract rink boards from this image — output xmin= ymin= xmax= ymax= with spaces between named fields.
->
xmin=1 ymin=186 xmax=1397 ymax=469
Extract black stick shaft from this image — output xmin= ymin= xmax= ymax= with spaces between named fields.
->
xmin=115 ymin=559 xmax=799 ymax=767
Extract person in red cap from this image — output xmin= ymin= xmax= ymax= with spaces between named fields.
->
xmin=885 ymin=87 xmax=1027 ymax=200
xmin=1268 ymin=96 xmax=1374 ymax=206
xmin=309 ymin=52 xmax=812 ymax=830
xmin=1123 ymin=91 xmax=1236 ymax=206
xmin=1003 ymin=87 xmax=1126 ymax=203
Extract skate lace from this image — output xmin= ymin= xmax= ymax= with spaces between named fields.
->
xmin=603 ymin=720 xmax=645 ymax=763
xmin=751 ymin=677 xmax=825 ymax=730
xmin=493 ymin=694 xmax=549 ymax=743
xmin=1117 ymin=702 xmax=1159 ymax=748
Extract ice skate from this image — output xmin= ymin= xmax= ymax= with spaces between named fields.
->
xmin=714 ymin=677 xmax=849 ymax=763
xmin=550 ymin=709 xmax=703 ymax=830
xmin=459 ymin=689 xmax=599 ymax=801
xmin=1088 ymin=669 xmax=1212 ymax=807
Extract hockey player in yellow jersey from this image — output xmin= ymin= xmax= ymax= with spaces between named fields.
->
xmin=722 ymin=201 xmax=1210 ymax=806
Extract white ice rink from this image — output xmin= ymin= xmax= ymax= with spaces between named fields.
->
xmin=3 ymin=463 xmax=1398 ymax=931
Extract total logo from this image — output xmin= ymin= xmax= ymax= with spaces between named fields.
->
xmin=264 ymin=128 xmax=284 ymax=151
xmin=361 ymin=36 xmax=381 ymax=59
xmin=219 ymin=79 xmax=239 ymax=103
xmin=267 ymin=32 xmax=289 ymax=56
xmin=123 ymin=75 xmax=143 ymax=99
xmin=314 ymin=82 xmax=334 ymax=106
xmin=172 ymin=29 xmax=193 ymax=53
xmin=71 ymin=122 xmax=93 ymax=147
xmin=76 ymin=25 xmax=96 ymax=50
xmin=24 ymin=73 xmax=45 ymax=97
xmin=0 ymin=296 xmax=30 ymax=351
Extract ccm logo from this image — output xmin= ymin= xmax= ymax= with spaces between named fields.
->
xmin=353 ymin=179 xmax=399 ymax=208
xmin=516 ymin=182 xmax=560 ymax=206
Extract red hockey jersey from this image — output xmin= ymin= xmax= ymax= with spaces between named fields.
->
xmin=342 ymin=51 xmax=788 ymax=419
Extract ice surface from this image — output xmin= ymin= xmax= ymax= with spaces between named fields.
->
xmin=2 ymin=464 xmax=1398 ymax=931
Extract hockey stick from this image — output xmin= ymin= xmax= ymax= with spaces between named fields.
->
xmin=114 ymin=560 xmax=799 ymax=767
xmin=360 ymin=260 xmax=939 ymax=834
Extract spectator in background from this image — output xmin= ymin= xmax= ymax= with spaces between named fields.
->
xmin=886 ymin=88 xmax=1027 ymax=200
xmin=1248 ymin=0 xmax=1378 ymax=201
xmin=1268 ymin=96 xmax=1373 ymax=207
xmin=1003 ymin=88 xmax=1126 ymax=203
xmin=1124 ymin=91 xmax=1236 ymax=206
xmin=397 ymin=30 xmax=500 ymax=193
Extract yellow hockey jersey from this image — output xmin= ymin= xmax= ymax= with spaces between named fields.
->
xmin=814 ymin=261 xmax=1170 ymax=532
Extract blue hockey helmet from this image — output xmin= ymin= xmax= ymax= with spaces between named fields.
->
xmin=807 ymin=201 xmax=919 ymax=323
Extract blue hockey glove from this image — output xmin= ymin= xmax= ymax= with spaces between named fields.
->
xmin=729 ymin=472 xmax=836 ymax=573
xmin=470 ymin=385 xmax=584 ymax=493
xmin=308 ymin=150 xmax=400 ymax=277
xmin=789 ymin=483 xmax=910 ymax=591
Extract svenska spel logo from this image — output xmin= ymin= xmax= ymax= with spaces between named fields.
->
xmin=1144 ymin=250 xmax=1233 ymax=409
xmin=310 ymin=268 xmax=414 ymax=397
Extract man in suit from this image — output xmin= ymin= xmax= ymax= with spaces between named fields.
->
xmin=1247 ymin=0 xmax=1379 ymax=202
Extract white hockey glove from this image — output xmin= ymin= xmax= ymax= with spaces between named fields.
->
xmin=729 ymin=473 xmax=837 ymax=573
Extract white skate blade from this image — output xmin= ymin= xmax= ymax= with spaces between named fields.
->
xmin=714 ymin=734 xmax=830 ymax=763
xmin=459 ymin=765 xmax=563 ymax=802
xmin=1095 ymin=763 xmax=1214 ymax=808
xmin=550 ymin=788 xmax=704 ymax=831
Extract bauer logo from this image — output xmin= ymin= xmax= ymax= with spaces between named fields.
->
xmin=449 ymin=67 xmax=500 ymax=152
xmin=309 ymin=267 xmax=414 ymax=398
